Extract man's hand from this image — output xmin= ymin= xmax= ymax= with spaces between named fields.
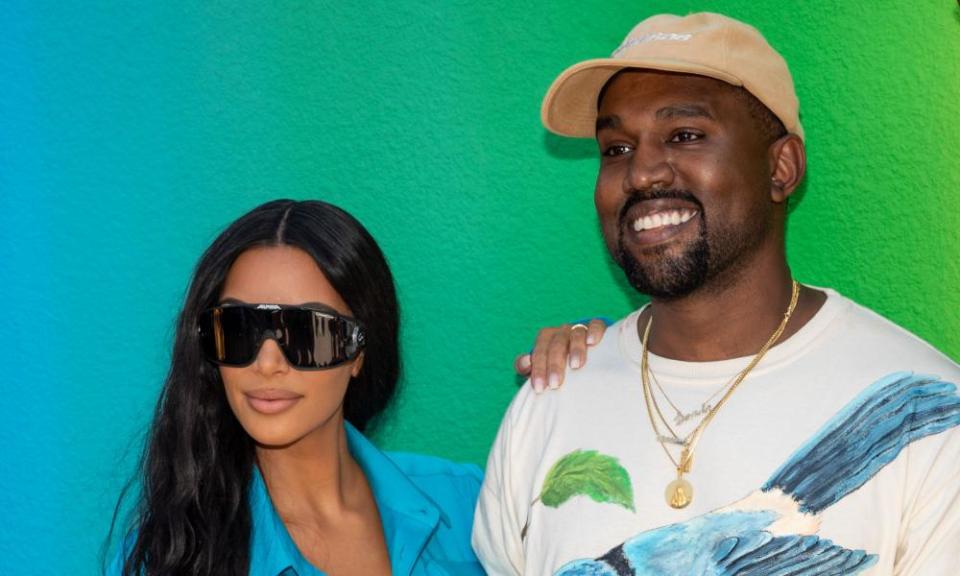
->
xmin=515 ymin=319 xmax=608 ymax=393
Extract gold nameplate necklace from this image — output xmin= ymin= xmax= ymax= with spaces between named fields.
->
xmin=640 ymin=280 xmax=800 ymax=509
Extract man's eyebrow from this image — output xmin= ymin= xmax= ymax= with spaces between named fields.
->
xmin=596 ymin=115 xmax=622 ymax=133
xmin=655 ymin=105 xmax=714 ymax=120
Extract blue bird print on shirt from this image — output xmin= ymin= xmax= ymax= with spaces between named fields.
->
xmin=555 ymin=372 xmax=960 ymax=576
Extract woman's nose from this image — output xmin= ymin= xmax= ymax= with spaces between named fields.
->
xmin=253 ymin=338 xmax=291 ymax=375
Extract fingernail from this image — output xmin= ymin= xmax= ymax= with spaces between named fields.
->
xmin=587 ymin=334 xmax=597 ymax=345
xmin=532 ymin=377 xmax=544 ymax=393
xmin=548 ymin=374 xmax=560 ymax=389
xmin=570 ymin=354 xmax=582 ymax=369
xmin=519 ymin=355 xmax=531 ymax=369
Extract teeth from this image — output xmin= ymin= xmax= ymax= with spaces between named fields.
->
xmin=633 ymin=210 xmax=696 ymax=232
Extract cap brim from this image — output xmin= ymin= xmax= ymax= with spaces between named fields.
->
xmin=541 ymin=58 xmax=743 ymax=138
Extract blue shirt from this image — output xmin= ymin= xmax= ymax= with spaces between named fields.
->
xmin=109 ymin=423 xmax=485 ymax=575
xmin=251 ymin=423 xmax=485 ymax=575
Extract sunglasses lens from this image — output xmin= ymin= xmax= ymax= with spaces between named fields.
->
xmin=279 ymin=309 xmax=360 ymax=369
xmin=199 ymin=307 xmax=259 ymax=366
xmin=199 ymin=306 xmax=364 ymax=370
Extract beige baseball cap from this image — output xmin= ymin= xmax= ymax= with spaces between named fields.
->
xmin=541 ymin=12 xmax=803 ymax=140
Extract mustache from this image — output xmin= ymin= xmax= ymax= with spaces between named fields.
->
xmin=617 ymin=189 xmax=705 ymax=226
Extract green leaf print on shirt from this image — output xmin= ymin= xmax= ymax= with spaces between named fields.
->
xmin=541 ymin=450 xmax=635 ymax=510
xmin=522 ymin=450 xmax=634 ymax=540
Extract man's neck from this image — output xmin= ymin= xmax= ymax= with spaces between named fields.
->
xmin=642 ymin=265 xmax=825 ymax=362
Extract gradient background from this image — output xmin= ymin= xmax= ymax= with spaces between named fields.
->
xmin=1 ymin=1 xmax=958 ymax=574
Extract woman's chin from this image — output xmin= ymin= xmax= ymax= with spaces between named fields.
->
xmin=241 ymin=410 xmax=345 ymax=452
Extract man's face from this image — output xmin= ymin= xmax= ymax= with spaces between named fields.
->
xmin=595 ymin=70 xmax=778 ymax=299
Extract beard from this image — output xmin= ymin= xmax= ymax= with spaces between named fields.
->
xmin=618 ymin=220 xmax=709 ymax=299
xmin=616 ymin=190 xmax=766 ymax=299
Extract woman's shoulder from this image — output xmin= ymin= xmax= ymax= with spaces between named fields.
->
xmin=384 ymin=451 xmax=484 ymax=518
xmin=382 ymin=451 xmax=483 ymax=563
xmin=346 ymin=423 xmax=483 ymax=517
xmin=385 ymin=451 xmax=483 ymax=488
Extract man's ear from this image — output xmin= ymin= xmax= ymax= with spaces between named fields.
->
xmin=768 ymin=134 xmax=806 ymax=203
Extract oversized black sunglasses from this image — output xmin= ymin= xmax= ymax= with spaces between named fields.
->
xmin=198 ymin=304 xmax=365 ymax=370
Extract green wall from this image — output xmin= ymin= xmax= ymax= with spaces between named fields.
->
xmin=1 ymin=1 xmax=957 ymax=573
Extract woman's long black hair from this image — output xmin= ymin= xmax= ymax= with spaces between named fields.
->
xmin=113 ymin=199 xmax=400 ymax=575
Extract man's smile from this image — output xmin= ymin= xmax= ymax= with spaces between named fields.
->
xmin=621 ymin=197 xmax=702 ymax=247
xmin=632 ymin=208 xmax=698 ymax=232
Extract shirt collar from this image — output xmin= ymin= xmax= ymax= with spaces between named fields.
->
xmin=249 ymin=466 xmax=319 ymax=576
xmin=345 ymin=422 xmax=451 ymax=528
xmin=248 ymin=422 xmax=447 ymax=576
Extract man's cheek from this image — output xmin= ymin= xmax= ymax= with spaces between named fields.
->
xmin=599 ymin=224 xmax=621 ymax=264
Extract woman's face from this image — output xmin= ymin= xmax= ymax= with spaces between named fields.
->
xmin=217 ymin=245 xmax=361 ymax=448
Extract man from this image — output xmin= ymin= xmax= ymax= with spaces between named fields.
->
xmin=473 ymin=12 xmax=960 ymax=576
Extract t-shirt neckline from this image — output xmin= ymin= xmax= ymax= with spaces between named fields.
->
xmin=618 ymin=287 xmax=849 ymax=384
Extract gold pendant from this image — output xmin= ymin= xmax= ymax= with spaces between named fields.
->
xmin=665 ymin=476 xmax=693 ymax=509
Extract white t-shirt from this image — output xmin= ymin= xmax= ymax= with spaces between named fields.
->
xmin=473 ymin=290 xmax=960 ymax=576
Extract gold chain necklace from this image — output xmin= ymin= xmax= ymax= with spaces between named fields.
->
xmin=650 ymin=366 xmax=731 ymax=428
xmin=640 ymin=280 xmax=800 ymax=509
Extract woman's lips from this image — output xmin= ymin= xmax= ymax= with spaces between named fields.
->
xmin=245 ymin=389 xmax=302 ymax=414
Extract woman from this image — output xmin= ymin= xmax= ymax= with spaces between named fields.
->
xmin=108 ymin=199 xmax=596 ymax=575
xmin=108 ymin=198 xmax=476 ymax=575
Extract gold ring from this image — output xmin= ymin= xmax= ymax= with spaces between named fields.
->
xmin=570 ymin=323 xmax=589 ymax=333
